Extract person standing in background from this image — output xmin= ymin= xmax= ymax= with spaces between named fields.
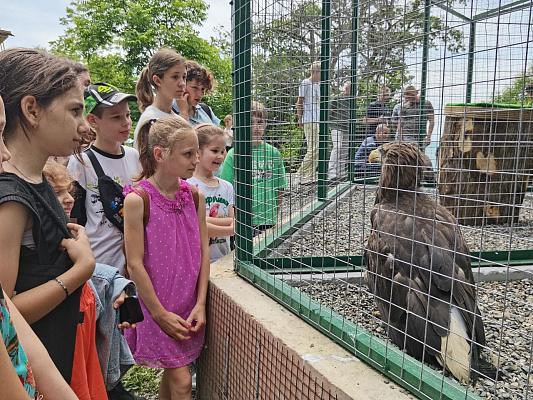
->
xmin=391 ymin=85 xmax=434 ymax=150
xmin=296 ymin=61 xmax=321 ymax=185
xmin=362 ymin=86 xmax=391 ymax=138
xmin=327 ymin=82 xmax=352 ymax=182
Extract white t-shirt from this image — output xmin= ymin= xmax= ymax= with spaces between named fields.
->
xmin=187 ymin=176 xmax=234 ymax=263
xmin=133 ymin=105 xmax=172 ymax=150
xmin=299 ymin=78 xmax=320 ymax=123
xmin=67 ymin=145 xmax=141 ymax=273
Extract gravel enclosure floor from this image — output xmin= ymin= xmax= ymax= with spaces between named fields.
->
xmin=273 ymin=183 xmax=533 ymax=258
xmin=292 ymin=278 xmax=533 ymax=400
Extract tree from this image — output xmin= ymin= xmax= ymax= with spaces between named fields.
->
xmin=51 ymin=0 xmax=232 ymax=118
xmin=496 ymin=64 xmax=533 ymax=105
xmin=252 ymin=0 xmax=465 ymax=102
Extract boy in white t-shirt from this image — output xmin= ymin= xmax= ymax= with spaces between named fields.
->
xmin=68 ymin=83 xmax=141 ymax=274
xmin=187 ymin=124 xmax=235 ymax=262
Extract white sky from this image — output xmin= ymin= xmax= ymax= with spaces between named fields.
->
xmin=0 ymin=0 xmax=232 ymax=48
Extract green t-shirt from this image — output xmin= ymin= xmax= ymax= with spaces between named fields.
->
xmin=219 ymin=142 xmax=288 ymax=226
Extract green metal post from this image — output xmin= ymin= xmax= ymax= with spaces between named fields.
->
xmin=466 ymin=21 xmax=476 ymax=103
xmin=347 ymin=0 xmax=359 ymax=181
xmin=233 ymin=0 xmax=253 ymax=264
xmin=318 ymin=0 xmax=331 ymax=200
xmin=419 ymin=0 xmax=431 ymax=146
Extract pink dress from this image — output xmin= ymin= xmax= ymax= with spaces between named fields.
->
xmin=124 ymin=179 xmax=204 ymax=368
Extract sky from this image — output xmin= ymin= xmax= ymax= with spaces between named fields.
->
xmin=0 ymin=0 xmax=232 ymax=48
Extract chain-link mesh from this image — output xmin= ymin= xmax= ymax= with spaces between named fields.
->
xmin=232 ymin=0 xmax=533 ymax=399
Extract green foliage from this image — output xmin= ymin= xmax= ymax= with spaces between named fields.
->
xmin=51 ymin=0 xmax=232 ymax=117
xmin=122 ymin=366 xmax=161 ymax=397
xmin=495 ymin=64 xmax=533 ymax=105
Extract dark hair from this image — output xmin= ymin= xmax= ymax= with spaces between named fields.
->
xmin=196 ymin=124 xmax=225 ymax=149
xmin=185 ymin=60 xmax=216 ymax=92
xmin=0 ymin=48 xmax=79 ymax=141
xmin=136 ymin=116 xmax=195 ymax=180
xmin=71 ymin=61 xmax=89 ymax=75
xmin=136 ymin=48 xmax=185 ymax=112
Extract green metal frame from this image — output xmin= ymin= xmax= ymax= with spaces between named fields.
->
xmin=233 ymin=0 xmax=253 ymax=263
xmin=238 ymin=260 xmax=482 ymax=400
xmin=318 ymin=0 xmax=331 ymax=201
xmin=232 ymin=1 xmax=533 ymax=399
xmin=347 ymin=0 xmax=359 ymax=180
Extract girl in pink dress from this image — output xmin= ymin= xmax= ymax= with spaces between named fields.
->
xmin=123 ymin=116 xmax=210 ymax=399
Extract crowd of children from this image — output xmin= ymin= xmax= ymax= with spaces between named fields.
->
xmin=0 ymin=45 xmax=287 ymax=400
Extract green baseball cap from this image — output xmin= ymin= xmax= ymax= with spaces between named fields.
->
xmin=84 ymin=82 xmax=137 ymax=116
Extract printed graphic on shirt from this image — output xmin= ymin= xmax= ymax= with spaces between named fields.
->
xmin=187 ymin=177 xmax=234 ymax=262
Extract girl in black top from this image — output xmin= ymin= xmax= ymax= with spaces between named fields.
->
xmin=0 ymin=48 xmax=95 ymax=384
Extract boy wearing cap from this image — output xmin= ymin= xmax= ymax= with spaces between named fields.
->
xmin=68 ymin=83 xmax=141 ymax=273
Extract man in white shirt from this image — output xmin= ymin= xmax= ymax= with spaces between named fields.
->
xmin=296 ymin=61 xmax=321 ymax=184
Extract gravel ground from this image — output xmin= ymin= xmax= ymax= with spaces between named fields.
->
xmin=293 ymin=278 xmax=533 ymax=400
xmin=271 ymin=184 xmax=533 ymax=257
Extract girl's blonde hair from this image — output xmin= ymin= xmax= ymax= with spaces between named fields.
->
xmin=136 ymin=116 xmax=195 ymax=180
xmin=196 ymin=124 xmax=225 ymax=149
xmin=136 ymin=48 xmax=185 ymax=112
xmin=43 ymin=159 xmax=74 ymax=190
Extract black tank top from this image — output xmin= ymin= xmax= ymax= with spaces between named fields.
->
xmin=0 ymin=172 xmax=81 ymax=383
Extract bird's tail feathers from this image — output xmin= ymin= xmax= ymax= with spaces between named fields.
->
xmin=437 ymin=307 xmax=472 ymax=384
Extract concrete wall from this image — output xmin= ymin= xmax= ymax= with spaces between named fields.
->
xmin=197 ymin=255 xmax=413 ymax=400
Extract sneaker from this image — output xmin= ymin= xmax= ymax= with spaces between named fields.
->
xmin=107 ymin=381 xmax=147 ymax=400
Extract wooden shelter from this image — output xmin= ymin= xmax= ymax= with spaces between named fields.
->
xmin=438 ymin=104 xmax=533 ymax=226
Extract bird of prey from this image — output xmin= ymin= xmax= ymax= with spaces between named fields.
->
xmin=364 ymin=142 xmax=496 ymax=383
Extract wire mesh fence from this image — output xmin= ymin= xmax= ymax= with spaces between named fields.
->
xmin=231 ymin=0 xmax=533 ymax=398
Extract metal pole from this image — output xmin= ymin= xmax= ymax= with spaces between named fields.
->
xmin=466 ymin=21 xmax=476 ymax=103
xmin=348 ymin=0 xmax=359 ymax=181
xmin=233 ymin=0 xmax=253 ymax=264
xmin=419 ymin=0 xmax=431 ymax=146
xmin=318 ymin=0 xmax=331 ymax=200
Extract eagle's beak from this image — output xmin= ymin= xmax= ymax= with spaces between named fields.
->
xmin=368 ymin=148 xmax=382 ymax=163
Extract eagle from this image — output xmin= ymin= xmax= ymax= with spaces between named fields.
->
xmin=364 ymin=142 xmax=496 ymax=383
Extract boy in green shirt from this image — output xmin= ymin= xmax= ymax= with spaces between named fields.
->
xmin=219 ymin=101 xmax=288 ymax=234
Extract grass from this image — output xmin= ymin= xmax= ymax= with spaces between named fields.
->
xmin=122 ymin=366 xmax=161 ymax=398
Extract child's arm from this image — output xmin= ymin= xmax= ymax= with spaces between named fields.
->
xmin=0 ymin=339 xmax=32 ymax=400
xmin=123 ymin=193 xmax=191 ymax=341
xmin=0 ymin=203 xmax=95 ymax=324
xmin=7 ymin=292 xmax=78 ymax=400
xmin=206 ymin=206 xmax=235 ymax=238
xmin=188 ymin=193 xmax=210 ymax=332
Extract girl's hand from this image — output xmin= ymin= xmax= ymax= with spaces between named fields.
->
xmin=155 ymin=311 xmax=191 ymax=341
xmin=113 ymin=291 xmax=136 ymax=330
xmin=60 ymin=223 xmax=95 ymax=277
xmin=175 ymin=94 xmax=189 ymax=120
xmin=186 ymin=304 xmax=206 ymax=333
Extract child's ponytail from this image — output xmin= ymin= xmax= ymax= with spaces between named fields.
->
xmin=136 ymin=67 xmax=154 ymax=113
xmin=136 ymin=120 xmax=157 ymax=180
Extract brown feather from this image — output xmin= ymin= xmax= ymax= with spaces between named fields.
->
xmin=364 ymin=142 xmax=492 ymax=382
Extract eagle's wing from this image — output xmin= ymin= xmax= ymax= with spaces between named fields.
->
xmin=365 ymin=194 xmax=485 ymax=361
